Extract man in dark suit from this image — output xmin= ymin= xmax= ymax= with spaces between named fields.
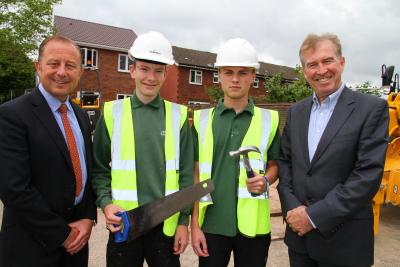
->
xmin=0 ymin=35 xmax=97 ymax=267
xmin=278 ymin=33 xmax=388 ymax=267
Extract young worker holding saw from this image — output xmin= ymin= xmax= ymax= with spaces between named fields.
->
xmin=92 ymin=31 xmax=194 ymax=267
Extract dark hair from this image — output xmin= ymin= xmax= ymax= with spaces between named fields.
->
xmin=38 ymin=35 xmax=81 ymax=61
xmin=299 ymin=33 xmax=342 ymax=66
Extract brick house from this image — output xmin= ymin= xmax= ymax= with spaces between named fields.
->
xmin=54 ymin=16 xmax=297 ymax=105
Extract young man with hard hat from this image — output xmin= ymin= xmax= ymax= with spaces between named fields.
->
xmin=92 ymin=31 xmax=194 ymax=267
xmin=191 ymin=38 xmax=280 ymax=267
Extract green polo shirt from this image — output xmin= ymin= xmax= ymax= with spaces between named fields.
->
xmin=193 ymin=98 xmax=280 ymax=236
xmin=92 ymin=93 xmax=194 ymax=225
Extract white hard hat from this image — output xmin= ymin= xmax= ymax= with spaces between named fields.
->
xmin=214 ymin=38 xmax=259 ymax=69
xmin=129 ymin=31 xmax=175 ymax=65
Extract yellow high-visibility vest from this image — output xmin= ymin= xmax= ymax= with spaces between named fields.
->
xmin=104 ymin=97 xmax=187 ymax=236
xmin=193 ymin=106 xmax=279 ymax=237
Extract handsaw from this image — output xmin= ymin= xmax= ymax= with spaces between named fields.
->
xmin=114 ymin=179 xmax=213 ymax=243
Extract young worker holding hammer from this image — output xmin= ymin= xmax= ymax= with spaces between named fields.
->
xmin=191 ymin=38 xmax=280 ymax=267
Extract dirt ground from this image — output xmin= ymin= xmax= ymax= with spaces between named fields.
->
xmin=1 ymin=187 xmax=399 ymax=266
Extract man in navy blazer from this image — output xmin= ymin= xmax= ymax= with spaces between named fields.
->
xmin=278 ymin=33 xmax=388 ymax=267
xmin=0 ymin=36 xmax=97 ymax=266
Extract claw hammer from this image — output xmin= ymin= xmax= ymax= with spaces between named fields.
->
xmin=229 ymin=145 xmax=261 ymax=197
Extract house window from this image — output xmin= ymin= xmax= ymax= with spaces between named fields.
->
xmin=118 ymin=54 xmax=134 ymax=72
xmin=189 ymin=69 xmax=202 ymax=85
xmin=213 ymin=72 xmax=219 ymax=83
xmin=81 ymin=48 xmax=98 ymax=69
xmin=116 ymin=93 xmax=133 ymax=100
xmin=253 ymin=78 xmax=259 ymax=88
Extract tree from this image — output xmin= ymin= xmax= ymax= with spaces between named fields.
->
xmin=0 ymin=0 xmax=61 ymax=103
xmin=265 ymin=65 xmax=312 ymax=102
xmin=0 ymin=0 xmax=62 ymax=56
xmin=205 ymin=85 xmax=224 ymax=102
xmin=0 ymin=33 xmax=36 ymax=103
xmin=288 ymin=65 xmax=312 ymax=101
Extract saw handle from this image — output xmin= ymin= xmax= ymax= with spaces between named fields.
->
xmin=114 ymin=211 xmax=131 ymax=243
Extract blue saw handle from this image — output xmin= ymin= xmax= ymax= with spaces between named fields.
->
xmin=114 ymin=211 xmax=131 ymax=243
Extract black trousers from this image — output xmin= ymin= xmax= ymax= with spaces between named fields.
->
xmin=288 ymin=249 xmax=371 ymax=267
xmin=199 ymin=232 xmax=271 ymax=267
xmin=106 ymin=224 xmax=180 ymax=267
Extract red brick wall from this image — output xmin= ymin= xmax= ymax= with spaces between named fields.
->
xmin=160 ymin=65 xmax=179 ymax=103
xmin=177 ymin=68 xmax=213 ymax=104
xmin=77 ymin=49 xmax=134 ymax=103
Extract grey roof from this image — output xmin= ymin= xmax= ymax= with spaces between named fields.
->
xmin=172 ymin=46 xmax=297 ymax=81
xmin=173 ymin=46 xmax=216 ymax=69
xmin=54 ymin=16 xmax=136 ymax=51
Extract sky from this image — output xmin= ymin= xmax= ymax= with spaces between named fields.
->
xmin=54 ymin=0 xmax=400 ymax=87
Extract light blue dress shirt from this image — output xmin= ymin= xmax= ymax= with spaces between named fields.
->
xmin=38 ymin=85 xmax=87 ymax=205
xmin=308 ymin=83 xmax=345 ymax=161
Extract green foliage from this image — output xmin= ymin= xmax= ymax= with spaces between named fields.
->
xmin=265 ymin=65 xmax=312 ymax=103
xmin=0 ymin=0 xmax=60 ymax=103
xmin=205 ymin=85 xmax=224 ymax=102
xmin=0 ymin=34 xmax=36 ymax=103
xmin=0 ymin=0 xmax=62 ymax=55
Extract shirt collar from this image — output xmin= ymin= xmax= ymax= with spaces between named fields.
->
xmin=131 ymin=92 xmax=162 ymax=109
xmin=312 ymin=82 xmax=345 ymax=110
xmin=215 ymin=97 xmax=254 ymax=116
xmin=38 ymin=83 xmax=72 ymax=112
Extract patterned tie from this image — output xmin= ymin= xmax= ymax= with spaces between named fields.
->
xmin=58 ymin=103 xmax=82 ymax=197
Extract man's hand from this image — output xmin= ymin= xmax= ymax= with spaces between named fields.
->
xmin=103 ymin=204 xmax=124 ymax=232
xmin=246 ymin=172 xmax=268 ymax=194
xmin=64 ymin=219 xmax=93 ymax=254
xmin=191 ymin=225 xmax=209 ymax=257
xmin=173 ymin=225 xmax=189 ymax=255
xmin=286 ymin=205 xmax=313 ymax=236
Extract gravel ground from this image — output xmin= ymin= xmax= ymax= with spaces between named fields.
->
xmin=1 ymin=188 xmax=399 ymax=267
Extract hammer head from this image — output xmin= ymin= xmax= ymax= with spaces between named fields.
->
xmin=229 ymin=145 xmax=261 ymax=157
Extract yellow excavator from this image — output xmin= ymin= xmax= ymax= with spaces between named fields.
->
xmin=71 ymin=67 xmax=101 ymax=134
xmin=372 ymin=64 xmax=400 ymax=234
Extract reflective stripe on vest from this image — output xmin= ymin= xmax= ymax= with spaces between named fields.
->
xmin=104 ymin=97 xmax=187 ymax=236
xmin=194 ymin=106 xmax=279 ymax=236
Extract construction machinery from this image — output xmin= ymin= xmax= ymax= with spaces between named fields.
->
xmin=71 ymin=67 xmax=101 ymax=134
xmin=372 ymin=64 xmax=400 ymax=234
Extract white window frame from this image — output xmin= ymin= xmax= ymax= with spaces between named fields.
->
xmin=253 ymin=78 xmax=259 ymax=88
xmin=118 ymin=54 xmax=133 ymax=72
xmin=116 ymin=93 xmax=133 ymax=100
xmin=189 ymin=69 xmax=203 ymax=85
xmin=213 ymin=72 xmax=219 ymax=83
xmin=81 ymin=48 xmax=98 ymax=69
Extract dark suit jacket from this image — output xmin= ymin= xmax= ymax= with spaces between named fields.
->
xmin=0 ymin=88 xmax=97 ymax=265
xmin=277 ymin=87 xmax=388 ymax=266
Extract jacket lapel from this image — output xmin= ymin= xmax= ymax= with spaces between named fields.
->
xmin=309 ymin=87 xmax=355 ymax=169
xmin=30 ymin=88 xmax=72 ymax=169
xmin=298 ymin=98 xmax=313 ymax=166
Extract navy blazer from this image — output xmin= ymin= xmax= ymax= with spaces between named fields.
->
xmin=0 ymin=88 xmax=96 ymax=264
xmin=278 ymin=87 xmax=388 ymax=266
